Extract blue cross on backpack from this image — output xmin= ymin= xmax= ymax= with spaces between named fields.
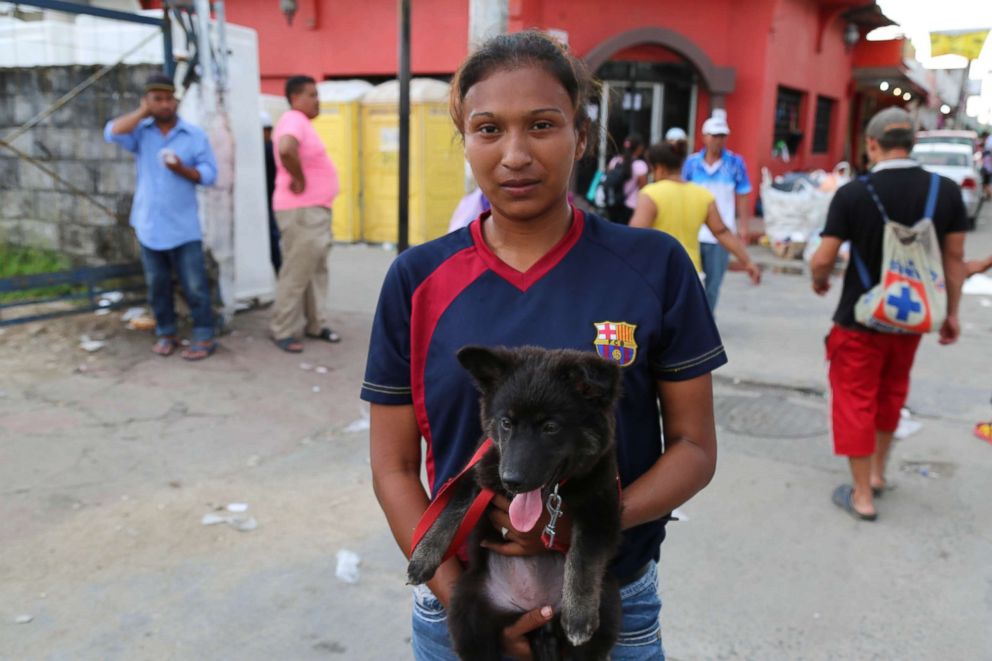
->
xmin=851 ymin=172 xmax=947 ymax=334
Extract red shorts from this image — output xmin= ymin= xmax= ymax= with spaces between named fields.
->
xmin=826 ymin=325 xmax=921 ymax=457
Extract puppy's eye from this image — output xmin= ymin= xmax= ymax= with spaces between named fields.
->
xmin=542 ymin=421 xmax=561 ymax=435
xmin=499 ymin=417 xmax=512 ymax=431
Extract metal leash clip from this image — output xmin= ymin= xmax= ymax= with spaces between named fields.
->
xmin=543 ymin=484 xmax=563 ymax=549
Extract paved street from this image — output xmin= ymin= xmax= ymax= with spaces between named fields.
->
xmin=2 ymin=208 xmax=991 ymax=660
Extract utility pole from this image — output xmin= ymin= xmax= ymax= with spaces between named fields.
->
xmin=397 ymin=0 xmax=410 ymax=253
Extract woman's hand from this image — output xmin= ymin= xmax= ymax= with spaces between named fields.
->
xmin=483 ymin=494 xmax=572 ymax=556
xmin=501 ymin=605 xmax=554 ymax=660
xmin=744 ymin=261 xmax=762 ymax=285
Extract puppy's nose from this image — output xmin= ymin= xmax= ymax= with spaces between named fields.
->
xmin=500 ymin=471 xmax=525 ymax=492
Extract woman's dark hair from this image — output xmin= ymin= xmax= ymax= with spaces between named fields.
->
xmin=646 ymin=141 xmax=686 ymax=172
xmin=620 ymin=133 xmax=645 ymax=180
xmin=449 ymin=30 xmax=599 ymax=136
xmin=285 ymin=75 xmax=316 ymax=103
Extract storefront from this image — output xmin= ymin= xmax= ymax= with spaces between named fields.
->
xmin=148 ymin=0 xmax=897 ymax=191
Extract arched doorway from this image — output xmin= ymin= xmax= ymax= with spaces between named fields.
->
xmin=581 ymin=27 xmax=736 ymax=171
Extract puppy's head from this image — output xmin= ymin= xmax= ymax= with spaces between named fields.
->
xmin=458 ymin=346 xmax=621 ymax=503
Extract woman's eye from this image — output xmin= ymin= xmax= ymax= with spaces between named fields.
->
xmin=478 ymin=124 xmax=499 ymax=134
xmin=542 ymin=421 xmax=560 ymax=435
xmin=499 ymin=417 xmax=512 ymax=430
xmin=532 ymin=120 xmax=553 ymax=130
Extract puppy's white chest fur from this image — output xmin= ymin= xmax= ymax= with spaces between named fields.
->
xmin=484 ymin=553 xmax=565 ymax=613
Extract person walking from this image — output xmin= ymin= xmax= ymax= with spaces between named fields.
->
xmin=682 ymin=110 xmax=752 ymax=311
xmin=809 ymin=107 xmax=968 ymax=521
xmin=270 ymin=75 xmax=341 ymax=353
xmin=104 ymin=72 xmax=218 ymax=361
xmin=630 ymin=141 xmax=760 ymax=286
xmin=363 ymin=31 xmax=726 ymax=660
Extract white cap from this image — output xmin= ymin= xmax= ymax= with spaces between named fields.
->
xmin=665 ymin=127 xmax=688 ymax=141
xmin=702 ymin=109 xmax=730 ymax=135
xmin=260 ymin=111 xmax=273 ymax=128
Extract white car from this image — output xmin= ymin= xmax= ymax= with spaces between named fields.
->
xmin=910 ymin=142 xmax=981 ymax=223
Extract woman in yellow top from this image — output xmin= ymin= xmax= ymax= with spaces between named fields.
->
xmin=630 ymin=142 xmax=761 ymax=285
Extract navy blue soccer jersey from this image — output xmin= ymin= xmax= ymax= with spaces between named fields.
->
xmin=361 ymin=208 xmax=727 ymax=576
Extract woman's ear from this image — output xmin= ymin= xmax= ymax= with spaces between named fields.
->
xmin=575 ymin=128 xmax=588 ymax=161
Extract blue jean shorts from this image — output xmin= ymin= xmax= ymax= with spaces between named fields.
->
xmin=411 ymin=561 xmax=664 ymax=660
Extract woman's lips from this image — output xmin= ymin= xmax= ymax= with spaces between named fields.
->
xmin=500 ymin=179 xmax=540 ymax=196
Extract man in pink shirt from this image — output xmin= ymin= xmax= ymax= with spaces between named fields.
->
xmin=270 ymin=75 xmax=341 ymax=352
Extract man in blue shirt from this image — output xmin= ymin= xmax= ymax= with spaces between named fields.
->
xmin=105 ymin=73 xmax=218 ymax=360
xmin=682 ymin=110 xmax=753 ymax=311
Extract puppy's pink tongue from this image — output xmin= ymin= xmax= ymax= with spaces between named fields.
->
xmin=508 ymin=488 xmax=544 ymax=532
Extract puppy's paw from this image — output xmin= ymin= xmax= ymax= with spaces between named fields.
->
xmin=562 ymin=605 xmax=599 ymax=648
xmin=406 ymin=546 xmax=442 ymax=585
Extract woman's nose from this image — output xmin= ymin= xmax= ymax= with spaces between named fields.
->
xmin=500 ymin=131 xmax=533 ymax=170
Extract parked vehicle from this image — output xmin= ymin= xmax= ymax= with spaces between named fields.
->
xmin=910 ymin=142 xmax=981 ymax=227
xmin=916 ymin=129 xmax=979 ymax=148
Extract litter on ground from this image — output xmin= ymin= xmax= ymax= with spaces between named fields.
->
xmin=79 ymin=335 xmax=106 ymax=352
xmin=335 ymin=549 xmax=361 ymax=584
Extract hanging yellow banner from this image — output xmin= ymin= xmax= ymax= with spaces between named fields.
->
xmin=929 ymin=30 xmax=989 ymax=60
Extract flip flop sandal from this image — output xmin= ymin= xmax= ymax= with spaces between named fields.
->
xmin=831 ymin=484 xmax=877 ymax=522
xmin=182 ymin=340 xmax=217 ymax=361
xmin=273 ymin=337 xmax=304 ymax=353
xmin=305 ymin=328 xmax=341 ymax=343
xmin=152 ymin=336 xmax=177 ymax=357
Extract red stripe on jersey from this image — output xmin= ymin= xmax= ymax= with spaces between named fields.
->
xmin=470 ymin=206 xmax=585 ymax=292
xmin=410 ymin=246 xmax=489 ymax=491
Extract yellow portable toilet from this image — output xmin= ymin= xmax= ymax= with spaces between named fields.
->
xmin=361 ymin=78 xmax=465 ymax=245
xmin=312 ymin=79 xmax=373 ymax=243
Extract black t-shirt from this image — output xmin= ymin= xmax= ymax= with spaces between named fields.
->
xmin=822 ymin=162 xmax=968 ymax=330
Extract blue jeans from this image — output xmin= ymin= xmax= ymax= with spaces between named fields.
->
xmin=700 ymin=242 xmax=729 ymax=311
xmin=411 ymin=562 xmax=664 ymax=660
xmin=139 ymin=240 xmax=214 ymax=342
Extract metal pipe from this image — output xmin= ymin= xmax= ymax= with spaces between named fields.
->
xmin=10 ymin=0 xmax=161 ymax=25
xmin=397 ymin=0 xmax=411 ymax=253
xmin=163 ymin=9 xmax=175 ymax=78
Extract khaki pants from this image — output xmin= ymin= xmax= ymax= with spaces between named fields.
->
xmin=270 ymin=206 xmax=333 ymax=340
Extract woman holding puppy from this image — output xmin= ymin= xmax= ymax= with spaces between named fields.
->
xmin=363 ymin=31 xmax=724 ymax=660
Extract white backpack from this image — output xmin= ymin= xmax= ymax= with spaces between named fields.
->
xmin=851 ymin=172 xmax=946 ymax=334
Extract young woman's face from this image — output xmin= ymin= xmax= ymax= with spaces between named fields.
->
xmin=461 ymin=66 xmax=586 ymax=222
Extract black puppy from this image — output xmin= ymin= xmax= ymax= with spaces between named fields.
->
xmin=407 ymin=345 xmax=623 ymax=661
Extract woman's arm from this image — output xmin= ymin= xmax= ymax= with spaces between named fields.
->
xmin=619 ymin=373 xmax=717 ymax=529
xmin=628 ymin=193 xmax=658 ymax=229
xmin=704 ymin=201 xmax=761 ymax=285
xmin=370 ymin=403 xmax=463 ymax=606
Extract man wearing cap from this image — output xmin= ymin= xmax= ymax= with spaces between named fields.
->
xmin=269 ymin=75 xmax=341 ymax=353
xmin=104 ymin=72 xmax=219 ymax=361
xmin=682 ymin=110 xmax=752 ymax=310
xmin=810 ymin=107 xmax=967 ymax=521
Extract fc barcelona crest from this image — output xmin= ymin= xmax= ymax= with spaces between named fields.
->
xmin=592 ymin=321 xmax=638 ymax=367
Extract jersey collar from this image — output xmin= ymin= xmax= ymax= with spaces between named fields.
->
xmin=469 ymin=206 xmax=585 ymax=293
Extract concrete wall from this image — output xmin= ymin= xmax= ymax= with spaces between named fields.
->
xmin=0 ymin=64 xmax=158 ymax=264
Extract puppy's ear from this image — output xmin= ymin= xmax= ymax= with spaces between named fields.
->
xmin=457 ymin=346 xmax=512 ymax=391
xmin=562 ymin=354 xmax=621 ymax=407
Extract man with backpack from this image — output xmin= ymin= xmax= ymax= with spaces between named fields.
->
xmin=809 ymin=107 xmax=968 ymax=522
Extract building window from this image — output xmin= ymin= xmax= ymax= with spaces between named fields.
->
xmin=773 ymin=86 xmax=804 ymax=156
xmin=813 ymin=96 xmax=835 ymax=154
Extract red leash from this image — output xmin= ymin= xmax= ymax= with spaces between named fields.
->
xmin=411 ymin=439 xmax=622 ymax=561
xmin=411 ymin=438 xmax=496 ymax=563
